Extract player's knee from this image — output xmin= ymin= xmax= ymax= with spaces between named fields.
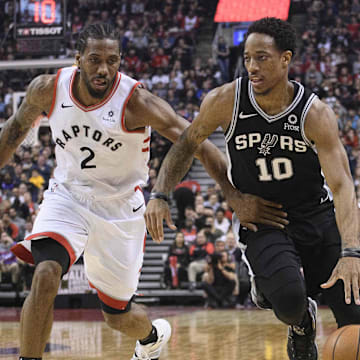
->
xmin=32 ymin=261 xmax=62 ymax=298
xmin=101 ymin=298 xmax=135 ymax=331
xmin=272 ymin=283 xmax=307 ymax=325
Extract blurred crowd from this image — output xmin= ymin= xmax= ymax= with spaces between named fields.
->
xmin=288 ymin=0 xmax=360 ymax=194
xmin=0 ymin=0 xmax=359 ymax=305
xmin=163 ymin=182 xmax=251 ymax=309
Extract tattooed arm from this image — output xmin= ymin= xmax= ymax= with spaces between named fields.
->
xmin=151 ymin=84 xmax=229 ymax=191
xmin=0 ymin=75 xmax=55 ymax=168
xmin=126 ymin=84 xmax=288 ymax=242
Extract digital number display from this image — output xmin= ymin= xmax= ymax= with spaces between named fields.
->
xmin=32 ymin=0 xmax=57 ymax=25
xmin=15 ymin=0 xmax=65 ymax=39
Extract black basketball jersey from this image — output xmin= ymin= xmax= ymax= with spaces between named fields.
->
xmin=225 ymin=77 xmax=331 ymax=213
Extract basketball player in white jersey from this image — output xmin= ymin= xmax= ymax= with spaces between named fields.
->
xmin=0 ymin=23 xmax=288 ymax=360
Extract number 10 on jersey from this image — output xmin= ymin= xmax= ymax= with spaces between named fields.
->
xmin=255 ymin=157 xmax=294 ymax=181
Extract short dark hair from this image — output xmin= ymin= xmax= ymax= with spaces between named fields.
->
xmin=76 ymin=23 xmax=121 ymax=54
xmin=245 ymin=17 xmax=297 ymax=56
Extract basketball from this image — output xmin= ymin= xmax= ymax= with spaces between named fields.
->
xmin=322 ymin=325 xmax=360 ymax=360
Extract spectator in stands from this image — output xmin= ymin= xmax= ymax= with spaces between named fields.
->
xmin=193 ymin=203 xmax=207 ymax=230
xmin=203 ymin=193 xmax=220 ymax=211
xmin=152 ymin=68 xmax=170 ymax=87
xmin=2 ymin=213 xmax=19 ymax=241
xmin=188 ymin=229 xmax=214 ymax=290
xmin=33 ymin=154 xmax=51 ymax=185
xmin=151 ymin=48 xmax=170 ymax=69
xmin=194 ymin=193 xmax=204 ymax=207
xmin=214 ymin=207 xmax=231 ymax=234
xmin=220 ymin=200 xmax=233 ymax=221
xmin=131 ymin=0 xmax=145 ymax=14
xmin=29 ymin=169 xmax=45 ymax=191
xmin=225 ymin=231 xmax=251 ymax=308
xmin=344 ymin=128 xmax=359 ymax=149
xmin=202 ymin=250 xmax=236 ymax=308
xmin=0 ymin=231 xmax=21 ymax=291
xmin=215 ymin=36 xmax=230 ymax=83
xmin=304 ymin=62 xmax=323 ymax=86
xmin=203 ymin=214 xmax=224 ymax=243
xmin=163 ymin=232 xmax=190 ymax=289
xmin=8 ymin=207 xmax=25 ymax=240
xmin=24 ymin=220 xmax=32 ymax=238
xmin=226 ymin=231 xmax=240 ymax=261
xmin=214 ymin=238 xmax=226 ymax=252
xmin=181 ymin=9 xmax=199 ymax=43
xmin=23 ymin=191 xmax=36 ymax=216
xmin=11 ymin=188 xmax=30 ymax=220
xmin=180 ymin=216 xmax=197 ymax=246
xmin=12 ymin=164 xmax=23 ymax=187
xmin=1 ymin=172 xmax=14 ymax=194
xmin=125 ymin=48 xmax=143 ymax=73
xmin=173 ymin=179 xmax=201 ymax=225
xmin=21 ymin=150 xmax=33 ymax=176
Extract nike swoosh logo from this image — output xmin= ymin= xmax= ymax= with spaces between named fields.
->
xmin=320 ymin=193 xmax=329 ymax=204
xmin=133 ymin=203 xmax=144 ymax=212
xmin=239 ymin=112 xmax=257 ymax=119
xmin=61 ymin=103 xmax=73 ymax=108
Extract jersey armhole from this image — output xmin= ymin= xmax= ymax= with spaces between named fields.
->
xmin=300 ymin=93 xmax=318 ymax=148
xmin=121 ymin=81 xmax=145 ymax=133
xmin=47 ymin=68 xmax=62 ymax=119
xmin=224 ymin=77 xmax=241 ymax=142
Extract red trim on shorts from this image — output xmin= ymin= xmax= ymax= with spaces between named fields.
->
xmin=69 ymin=70 xmax=121 ymax=112
xmin=134 ymin=185 xmax=143 ymax=193
xmin=143 ymin=233 xmax=147 ymax=253
xmin=121 ymin=82 xmax=145 ymax=133
xmin=143 ymin=136 xmax=150 ymax=143
xmin=89 ymin=282 xmax=129 ymax=310
xmin=47 ymin=68 xmax=62 ymax=118
xmin=25 ymin=232 xmax=77 ymax=270
xmin=11 ymin=243 xmax=34 ymax=264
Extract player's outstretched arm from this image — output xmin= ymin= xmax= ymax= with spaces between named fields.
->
xmin=126 ymin=86 xmax=230 ymax=242
xmin=0 ymin=75 xmax=55 ymax=168
xmin=126 ymin=86 xmax=288 ymax=242
xmin=305 ymin=99 xmax=360 ymax=305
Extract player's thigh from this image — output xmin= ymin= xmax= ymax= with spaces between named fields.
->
xmin=84 ymin=214 xmax=146 ymax=302
xmin=242 ymin=228 xmax=300 ymax=278
xmin=299 ymin=217 xmax=341 ymax=295
xmin=28 ymin=188 xmax=89 ymax=270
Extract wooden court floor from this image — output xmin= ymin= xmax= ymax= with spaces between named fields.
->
xmin=0 ymin=305 xmax=337 ymax=360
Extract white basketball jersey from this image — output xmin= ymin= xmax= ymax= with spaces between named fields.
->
xmin=48 ymin=67 xmax=150 ymax=199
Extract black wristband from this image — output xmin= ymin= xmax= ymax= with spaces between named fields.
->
xmin=149 ymin=192 xmax=169 ymax=203
xmin=340 ymin=247 xmax=360 ymax=258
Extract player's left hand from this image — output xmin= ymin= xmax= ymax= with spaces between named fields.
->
xmin=321 ymin=257 xmax=360 ymax=305
xmin=223 ymin=188 xmax=289 ymax=231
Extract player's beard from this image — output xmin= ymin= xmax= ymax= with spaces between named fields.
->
xmin=81 ymin=68 xmax=114 ymax=99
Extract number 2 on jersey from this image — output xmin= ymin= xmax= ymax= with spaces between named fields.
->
xmin=80 ymin=147 xmax=96 ymax=169
xmin=255 ymin=157 xmax=293 ymax=181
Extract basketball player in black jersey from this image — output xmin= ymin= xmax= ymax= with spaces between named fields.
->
xmin=146 ymin=18 xmax=360 ymax=359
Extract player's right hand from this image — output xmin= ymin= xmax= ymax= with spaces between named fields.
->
xmin=144 ymin=199 xmax=177 ymax=243
xmin=226 ymin=192 xmax=289 ymax=232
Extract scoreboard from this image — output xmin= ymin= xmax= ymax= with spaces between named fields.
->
xmin=15 ymin=0 xmax=66 ymax=55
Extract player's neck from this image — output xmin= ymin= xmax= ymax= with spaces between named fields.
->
xmin=253 ymin=79 xmax=294 ymax=116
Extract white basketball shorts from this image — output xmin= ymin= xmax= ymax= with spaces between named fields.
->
xmin=12 ymin=180 xmax=146 ymax=310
